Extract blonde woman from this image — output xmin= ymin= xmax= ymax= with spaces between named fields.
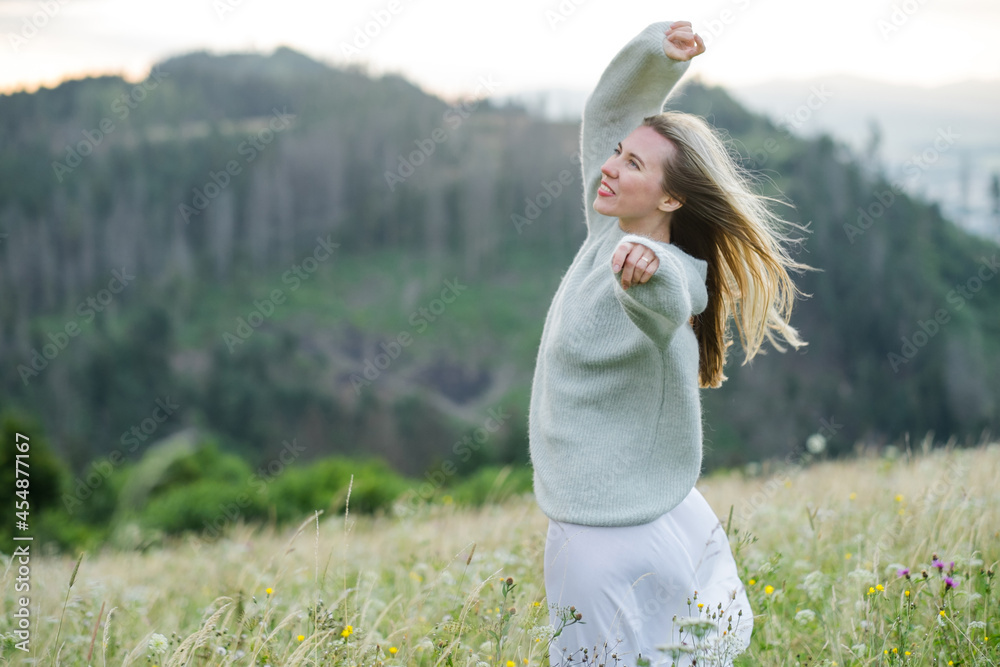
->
xmin=528 ymin=20 xmax=808 ymax=666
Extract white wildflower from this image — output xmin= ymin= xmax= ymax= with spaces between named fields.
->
xmin=806 ymin=433 xmax=826 ymax=454
xmin=794 ymin=609 xmax=816 ymax=625
xmin=799 ymin=570 xmax=828 ymax=599
xmin=851 ymin=643 xmax=866 ymax=655
xmin=529 ymin=625 xmax=555 ymax=644
xmin=848 ymin=568 xmax=875 ymax=584
xmin=215 ymin=646 xmax=227 ymax=657
xmin=147 ymin=633 xmax=169 ymax=655
xmin=968 ymin=621 xmax=987 ymax=630
xmin=656 ymin=642 xmax=695 ymax=659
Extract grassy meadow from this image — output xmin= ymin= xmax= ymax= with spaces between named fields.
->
xmin=4 ymin=439 xmax=999 ymax=666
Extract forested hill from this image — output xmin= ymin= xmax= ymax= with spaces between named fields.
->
xmin=0 ymin=47 xmax=997 ymax=476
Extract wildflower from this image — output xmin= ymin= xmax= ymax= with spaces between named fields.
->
xmin=845 ymin=552 xmax=852 ymax=560
xmin=533 ymin=601 xmax=541 ymax=607
xmin=657 ymin=642 xmax=696 ymax=659
xmin=697 ymin=603 xmax=704 ymax=609
xmin=897 ymin=567 xmax=910 ymax=578
xmin=748 ymin=579 xmax=756 ymax=586
xmin=341 ymin=625 xmax=354 ymax=638
xmin=876 ymin=584 xmax=884 ymax=592
xmin=297 ymin=635 xmax=305 ymax=641
xmin=944 ymin=577 xmax=955 ymax=590
xmin=806 ymin=433 xmax=826 ymax=454
xmin=795 ymin=609 xmax=816 ymax=624
xmin=147 ymin=634 xmax=169 ymax=655
xmin=868 ymin=587 xmax=875 ymax=595
xmin=905 ymin=590 xmax=910 ymax=597
xmin=905 ymin=651 xmax=911 ymax=655
xmin=266 ymin=587 xmax=273 ymax=595
xmin=674 ymin=616 xmax=716 ymax=639
xmin=850 ymin=643 xmax=866 ymax=654
xmin=764 ymin=585 xmax=774 ymax=595
xmin=940 ymin=610 xmax=947 ymax=617
xmin=848 ymin=568 xmax=874 ymax=584
xmin=895 ymin=494 xmax=903 ymax=502
xmin=932 ymin=558 xmax=945 ymax=571
xmin=389 ymin=647 xmax=398 ymax=654
xmin=216 ymin=647 xmax=227 ymax=657
xmin=529 ymin=625 xmax=555 ymax=644
xmin=506 ymin=661 xmax=515 ymax=667
xmin=849 ymin=493 xmax=856 ymax=500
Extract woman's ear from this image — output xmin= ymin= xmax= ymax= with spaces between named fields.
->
xmin=658 ymin=194 xmax=684 ymax=213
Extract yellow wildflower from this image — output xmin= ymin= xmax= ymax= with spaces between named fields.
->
xmin=341 ymin=625 xmax=353 ymax=638
xmin=389 ymin=647 xmax=398 ymax=655
xmin=265 ymin=587 xmax=273 ymax=595
xmin=876 ymin=584 xmax=884 ymax=591
xmin=764 ymin=585 xmax=775 ymax=595
xmin=749 ymin=579 xmax=756 ymax=586
xmin=297 ymin=635 xmax=305 ymax=641
xmin=895 ymin=494 xmax=903 ymax=502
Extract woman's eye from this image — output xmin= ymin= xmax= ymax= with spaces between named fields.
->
xmin=628 ymin=160 xmax=638 ymax=168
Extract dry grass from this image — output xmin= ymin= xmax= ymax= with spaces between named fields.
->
xmin=4 ymin=440 xmax=999 ymax=666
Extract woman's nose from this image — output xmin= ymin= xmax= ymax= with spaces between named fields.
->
xmin=601 ymin=159 xmax=616 ymax=177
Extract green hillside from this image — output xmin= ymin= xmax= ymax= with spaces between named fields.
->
xmin=0 ymin=46 xmax=997 ymax=492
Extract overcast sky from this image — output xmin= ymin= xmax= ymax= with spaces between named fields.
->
xmin=2 ymin=0 xmax=999 ymax=99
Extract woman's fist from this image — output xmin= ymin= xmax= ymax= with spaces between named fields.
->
xmin=663 ymin=21 xmax=706 ymax=62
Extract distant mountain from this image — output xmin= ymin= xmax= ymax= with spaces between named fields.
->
xmin=498 ymin=76 xmax=1000 ymax=240
xmin=727 ymin=75 xmax=1000 ymax=239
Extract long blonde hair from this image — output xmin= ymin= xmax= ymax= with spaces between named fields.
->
xmin=641 ymin=111 xmax=810 ymax=388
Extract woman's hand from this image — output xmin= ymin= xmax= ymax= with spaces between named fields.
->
xmin=612 ymin=241 xmax=660 ymax=290
xmin=663 ymin=21 xmax=706 ymax=61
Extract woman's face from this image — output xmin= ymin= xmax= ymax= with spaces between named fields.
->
xmin=593 ymin=125 xmax=680 ymax=223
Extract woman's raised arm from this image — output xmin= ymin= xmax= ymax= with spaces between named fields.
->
xmin=579 ymin=21 xmax=705 ymax=234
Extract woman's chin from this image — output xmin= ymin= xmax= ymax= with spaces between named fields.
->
xmin=593 ymin=198 xmax=613 ymax=216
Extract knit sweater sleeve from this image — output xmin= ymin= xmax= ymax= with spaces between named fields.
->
xmin=580 ymin=22 xmax=691 ymax=234
xmin=613 ymin=232 xmax=708 ymax=346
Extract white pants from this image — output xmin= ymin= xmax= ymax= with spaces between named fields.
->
xmin=544 ymin=486 xmax=753 ymax=666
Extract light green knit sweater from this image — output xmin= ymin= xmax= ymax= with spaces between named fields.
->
xmin=528 ymin=21 xmax=709 ymax=527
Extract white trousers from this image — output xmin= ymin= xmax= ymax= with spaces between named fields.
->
xmin=543 ymin=487 xmax=753 ymax=666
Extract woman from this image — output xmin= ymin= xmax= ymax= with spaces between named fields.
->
xmin=528 ymin=20 xmax=808 ymax=667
